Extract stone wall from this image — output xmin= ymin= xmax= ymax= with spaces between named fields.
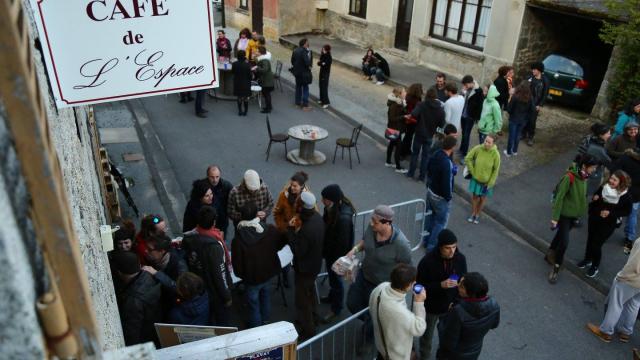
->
xmin=0 ymin=107 xmax=47 ymax=359
xmin=512 ymin=6 xmax=557 ymax=81
xmin=25 ymin=3 xmax=124 ymax=351
xmin=279 ymin=0 xmax=317 ymax=36
xmin=324 ymin=10 xmax=395 ymax=49
xmin=591 ymin=45 xmax=619 ymax=121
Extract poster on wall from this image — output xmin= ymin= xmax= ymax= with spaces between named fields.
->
xmin=29 ymin=0 xmax=219 ymax=108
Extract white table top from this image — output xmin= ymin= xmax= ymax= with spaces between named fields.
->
xmin=288 ymin=125 xmax=329 ymax=141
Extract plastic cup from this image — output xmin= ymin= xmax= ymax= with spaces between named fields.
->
xmin=413 ymin=284 xmax=424 ymax=295
xmin=449 ymin=274 xmax=459 ymax=282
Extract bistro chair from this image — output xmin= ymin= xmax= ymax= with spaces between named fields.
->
xmin=333 ymin=123 xmax=363 ymax=169
xmin=274 ymin=60 xmax=284 ymax=93
xmin=265 ymin=116 xmax=289 ymax=161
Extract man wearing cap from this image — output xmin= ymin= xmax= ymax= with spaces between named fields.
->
xmin=320 ymin=184 xmax=356 ymax=322
xmin=287 ymin=191 xmax=325 ymax=339
xmin=112 ymin=251 xmax=162 ymax=346
xmin=416 ymin=229 xmax=467 ymax=360
xmin=228 ymin=169 xmax=274 ymax=228
xmin=346 ymin=205 xmax=412 ymax=344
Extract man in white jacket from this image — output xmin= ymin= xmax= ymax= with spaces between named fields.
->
xmin=443 ymin=82 xmax=465 ymax=132
xmin=370 ymin=264 xmax=427 ymax=360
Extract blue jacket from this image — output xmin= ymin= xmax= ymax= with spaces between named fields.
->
xmin=427 ymin=149 xmax=454 ymax=201
xmin=614 ymin=112 xmax=638 ymax=138
xmin=168 ymin=293 xmax=210 ymax=326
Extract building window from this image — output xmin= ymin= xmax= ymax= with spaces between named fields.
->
xmin=349 ymin=0 xmax=367 ymax=19
xmin=239 ymin=0 xmax=248 ymax=10
xmin=430 ymin=0 xmax=492 ymax=50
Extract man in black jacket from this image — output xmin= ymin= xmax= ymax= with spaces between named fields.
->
xmin=320 ymin=184 xmax=355 ymax=321
xmin=182 ymin=206 xmax=233 ymax=326
xmin=436 ymin=272 xmax=500 ymax=360
xmin=112 ymin=251 xmax=162 ymax=346
xmin=205 ymin=165 xmax=233 ymax=240
xmin=522 ymin=62 xmax=550 ymax=146
xmin=232 ymin=202 xmax=286 ymax=328
xmin=459 ymin=75 xmax=484 ymax=159
xmin=291 ymin=38 xmax=312 ymax=110
xmin=407 ymin=88 xmax=446 ymax=182
xmin=141 ymin=234 xmax=187 ymax=319
xmin=288 ymin=191 xmax=325 ymax=339
xmin=416 ymin=229 xmax=467 ymax=360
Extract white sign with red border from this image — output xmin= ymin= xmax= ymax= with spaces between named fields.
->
xmin=30 ymin=0 xmax=219 ymax=108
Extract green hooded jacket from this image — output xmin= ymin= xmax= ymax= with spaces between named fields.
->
xmin=478 ymin=85 xmax=503 ymax=135
xmin=551 ymin=165 xmax=588 ymax=221
xmin=465 ymin=144 xmax=501 ymax=187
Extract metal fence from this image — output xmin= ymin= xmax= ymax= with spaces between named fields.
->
xmin=301 ymin=199 xmax=427 ymax=359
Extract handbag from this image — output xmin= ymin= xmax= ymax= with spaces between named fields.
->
xmin=384 ymin=128 xmax=400 ymax=141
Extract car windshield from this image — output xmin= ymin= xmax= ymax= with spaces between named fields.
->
xmin=543 ymin=54 xmax=584 ymax=77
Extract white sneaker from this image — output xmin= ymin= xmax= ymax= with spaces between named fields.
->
xmin=376 ymin=81 xmax=384 ymax=85
xmin=322 ymin=104 xmax=329 ymax=109
xmin=513 ymin=152 xmax=518 ymax=156
xmin=385 ymin=162 xmax=394 ymax=167
xmin=503 ymin=149 xmax=511 ymax=157
xmin=395 ymin=168 xmax=409 ymax=174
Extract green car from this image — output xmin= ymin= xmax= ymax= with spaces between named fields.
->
xmin=543 ymin=54 xmax=593 ymax=111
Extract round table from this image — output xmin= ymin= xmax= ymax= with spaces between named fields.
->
xmin=287 ymin=125 xmax=329 ymax=165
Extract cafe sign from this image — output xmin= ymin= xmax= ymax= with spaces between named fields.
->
xmin=30 ymin=0 xmax=219 ymax=108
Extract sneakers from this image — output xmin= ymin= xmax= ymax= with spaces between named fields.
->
xmin=395 ymin=168 xmax=409 ymax=174
xmin=503 ymin=149 xmax=512 ymax=158
xmin=513 ymin=152 xmax=518 ymax=156
xmin=586 ymin=266 xmax=599 ymax=278
xmin=385 ymin=162 xmax=394 ymax=167
xmin=376 ymin=81 xmax=385 ymax=85
xmin=467 ymin=216 xmax=475 ymax=223
xmin=618 ymin=332 xmax=631 ymax=343
xmin=527 ymin=139 xmax=535 ymax=146
xmin=576 ymin=259 xmax=592 ymax=269
xmin=548 ymin=264 xmax=560 ymax=284
xmin=587 ymin=323 xmax=612 ymax=343
xmin=322 ymin=104 xmax=329 ymax=109
xmin=473 ymin=216 xmax=480 ymax=224
xmin=624 ymin=240 xmax=633 ymax=255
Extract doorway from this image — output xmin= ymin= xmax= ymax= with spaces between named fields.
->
xmin=252 ymin=0 xmax=263 ymax=33
xmin=394 ymin=0 xmax=413 ymax=50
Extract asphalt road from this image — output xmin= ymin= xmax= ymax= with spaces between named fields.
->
xmin=128 ymin=75 xmax=635 ymax=359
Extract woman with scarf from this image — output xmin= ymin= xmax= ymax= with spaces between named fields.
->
xmin=400 ymin=83 xmax=424 ymax=158
xmin=577 ymin=170 xmax=633 ymax=278
xmin=273 ymin=171 xmax=311 ymax=287
xmin=385 ymin=86 xmax=407 ymax=173
xmin=233 ymin=28 xmax=251 ymax=58
xmin=215 ymin=30 xmax=232 ymax=60
xmin=183 ymin=179 xmax=214 ymax=232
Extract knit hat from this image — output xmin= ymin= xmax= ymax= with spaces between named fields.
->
xmin=624 ymin=121 xmax=639 ymax=130
xmin=437 ymin=229 xmax=458 ymax=247
xmin=300 ymin=192 xmax=316 ymax=209
xmin=321 ymin=184 xmax=343 ymax=203
xmin=372 ymin=205 xmax=394 ymax=222
xmin=244 ymin=170 xmax=260 ymax=191
xmin=590 ymin=122 xmax=610 ymax=137
xmin=112 ymin=251 xmax=140 ymax=275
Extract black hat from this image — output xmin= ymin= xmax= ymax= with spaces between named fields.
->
xmin=590 ymin=122 xmax=610 ymax=136
xmin=530 ymin=62 xmax=545 ymax=72
xmin=112 ymin=251 xmax=140 ymax=275
xmin=321 ymin=184 xmax=343 ymax=203
xmin=437 ymin=229 xmax=458 ymax=247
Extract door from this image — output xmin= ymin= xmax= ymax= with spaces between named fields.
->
xmin=394 ymin=0 xmax=413 ymax=50
xmin=251 ymin=0 xmax=263 ymax=34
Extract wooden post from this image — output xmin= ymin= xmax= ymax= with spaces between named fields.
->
xmin=0 ymin=1 xmax=101 ymax=356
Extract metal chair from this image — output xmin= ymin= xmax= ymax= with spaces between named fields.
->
xmin=266 ymin=116 xmax=289 ymax=161
xmin=274 ymin=60 xmax=284 ymax=93
xmin=333 ymin=123 xmax=363 ymax=169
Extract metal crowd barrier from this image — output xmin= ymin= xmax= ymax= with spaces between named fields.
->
xmin=302 ymin=199 xmax=428 ymax=359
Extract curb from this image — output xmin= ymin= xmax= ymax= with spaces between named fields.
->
xmin=278 ymin=37 xmax=408 ymax=89
xmin=127 ymin=99 xmax=187 ymax=236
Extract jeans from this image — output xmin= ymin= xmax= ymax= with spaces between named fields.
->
xmin=506 ymin=122 xmax=524 ymax=154
xmin=549 ymin=216 xmax=576 ymax=266
xmin=195 ymin=90 xmax=206 ymax=114
xmin=408 ymin=137 xmax=433 ymax=180
xmin=245 ymin=279 xmax=272 ymax=328
xmin=362 ymin=65 xmax=385 ymax=82
xmin=386 ymin=136 xmax=402 ymax=168
xmin=423 ymin=189 xmax=451 ymax=251
xmin=459 ymin=116 xmax=474 ymax=156
xmin=295 ymin=78 xmax=310 ymax=106
xmin=522 ymin=109 xmax=539 ymax=140
xmin=420 ymin=312 xmax=445 ymax=360
xmin=347 ymin=271 xmax=377 ymax=341
xmin=326 ymin=264 xmax=344 ymax=315
xmin=625 ymin=202 xmax=639 ymax=241
xmin=600 ymin=278 xmax=640 ymax=335
xmin=319 ymin=74 xmax=330 ymax=104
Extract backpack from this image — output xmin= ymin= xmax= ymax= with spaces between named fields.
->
xmin=551 ymin=171 xmax=575 ymax=202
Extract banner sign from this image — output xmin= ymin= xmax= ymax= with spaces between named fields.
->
xmin=30 ymin=0 xmax=219 ymax=108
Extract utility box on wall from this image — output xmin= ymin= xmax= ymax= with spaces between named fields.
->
xmin=315 ymin=0 xmax=328 ymax=9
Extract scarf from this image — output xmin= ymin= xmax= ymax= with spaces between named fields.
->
xmin=196 ymin=226 xmax=232 ymax=272
xmin=237 ymin=38 xmax=249 ymax=51
xmin=602 ymin=184 xmax=626 ymax=204
xmin=237 ymin=217 xmax=264 ymax=233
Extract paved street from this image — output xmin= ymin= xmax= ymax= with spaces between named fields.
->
xmin=94 ymin=74 xmax=635 ymax=359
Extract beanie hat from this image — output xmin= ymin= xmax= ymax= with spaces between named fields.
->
xmin=372 ymin=205 xmax=394 ymax=222
xmin=321 ymin=184 xmax=343 ymax=203
xmin=624 ymin=121 xmax=639 ymax=130
xmin=590 ymin=122 xmax=610 ymax=137
xmin=437 ymin=229 xmax=458 ymax=247
xmin=244 ymin=170 xmax=260 ymax=191
xmin=300 ymin=192 xmax=316 ymax=209
xmin=112 ymin=251 xmax=140 ymax=275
